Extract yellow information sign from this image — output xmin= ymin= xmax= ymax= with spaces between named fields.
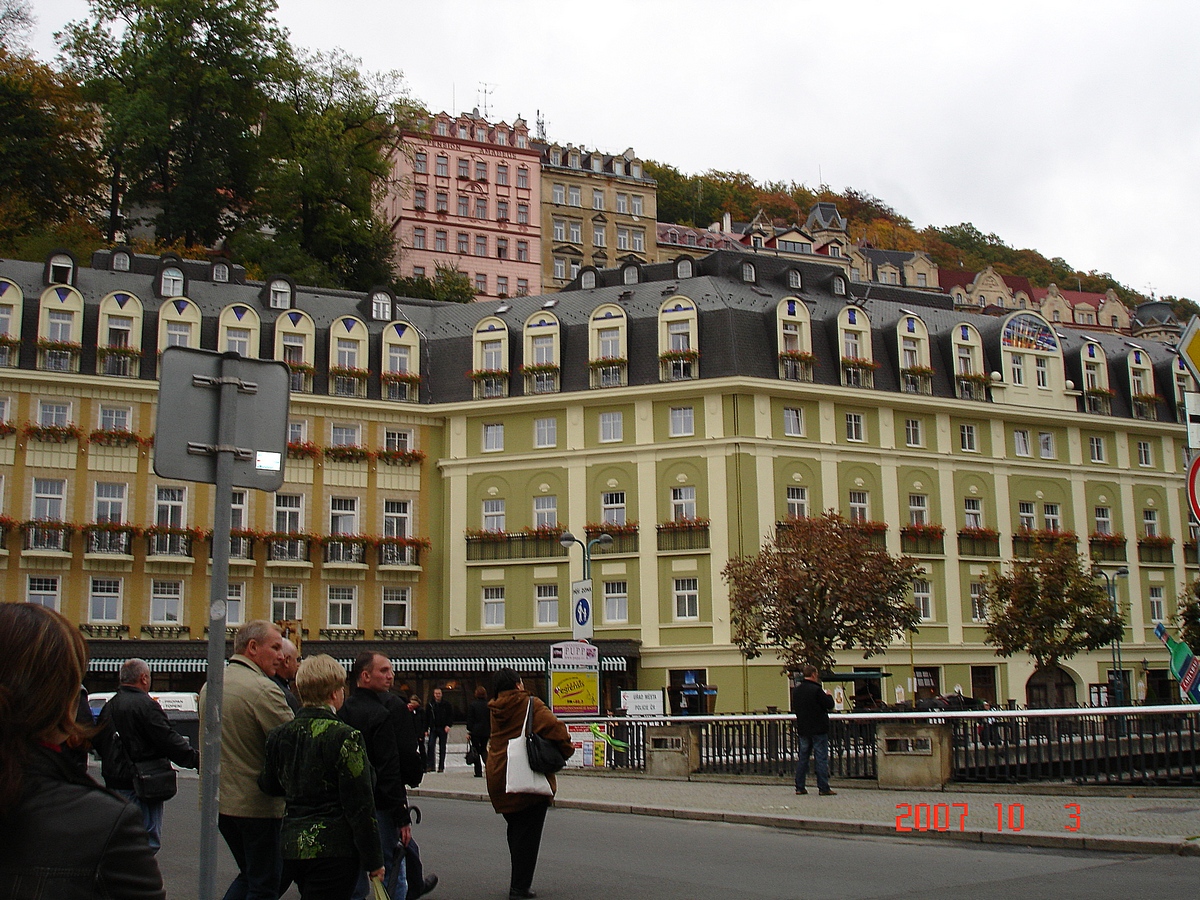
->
xmin=1177 ymin=316 xmax=1200 ymax=387
xmin=551 ymin=669 xmax=600 ymax=715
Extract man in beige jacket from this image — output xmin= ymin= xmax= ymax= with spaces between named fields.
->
xmin=199 ymin=620 xmax=293 ymax=900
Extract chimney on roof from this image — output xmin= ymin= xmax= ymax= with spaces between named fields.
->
xmin=722 ymin=212 xmax=731 ymax=233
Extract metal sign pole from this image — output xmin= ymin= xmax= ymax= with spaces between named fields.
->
xmin=198 ymin=355 xmax=242 ymax=900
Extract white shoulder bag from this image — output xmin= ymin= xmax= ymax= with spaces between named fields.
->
xmin=505 ymin=699 xmax=553 ymax=796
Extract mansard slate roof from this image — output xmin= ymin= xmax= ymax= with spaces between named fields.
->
xmin=0 ymin=249 xmax=1182 ymax=420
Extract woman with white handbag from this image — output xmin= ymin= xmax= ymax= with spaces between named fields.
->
xmin=485 ymin=668 xmax=574 ymax=900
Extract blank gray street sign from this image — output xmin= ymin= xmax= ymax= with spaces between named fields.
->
xmin=154 ymin=347 xmax=290 ymax=490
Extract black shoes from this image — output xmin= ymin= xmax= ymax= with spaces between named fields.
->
xmin=795 ymin=788 xmax=807 ymax=795
xmin=509 ymin=890 xmax=536 ymax=899
xmin=421 ymin=874 xmax=439 ymax=896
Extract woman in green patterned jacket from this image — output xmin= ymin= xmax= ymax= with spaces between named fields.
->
xmin=260 ymin=654 xmax=384 ymax=899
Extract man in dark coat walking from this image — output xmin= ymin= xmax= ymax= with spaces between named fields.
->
xmin=425 ymin=687 xmax=453 ymax=773
xmin=95 ymin=658 xmax=200 ymax=851
xmin=790 ymin=664 xmax=836 ymax=796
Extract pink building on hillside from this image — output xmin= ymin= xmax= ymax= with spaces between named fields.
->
xmin=382 ymin=110 xmax=542 ymax=299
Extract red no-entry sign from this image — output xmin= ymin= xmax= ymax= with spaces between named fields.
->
xmin=1188 ymin=455 xmax=1200 ymax=523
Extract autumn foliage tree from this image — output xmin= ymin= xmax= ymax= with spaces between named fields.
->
xmin=982 ymin=542 xmax=1122 ymax=668
xmin=1177 ymin=582 xmax=1200 ymax=652
xmin=723 ymin=512 xmax=922 ymax=672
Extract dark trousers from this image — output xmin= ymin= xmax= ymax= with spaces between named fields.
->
xmin=426 ymin=729 xmax=447 ymax=771
xmin=502 ymin=800 xmax=549 ymax=893
xmin=218 ymin=814 xmax=283 ymax=900
xmin=287 ymin=856 xmax=359 ymax=900
xmin=470 ymin=735 xmax=488 ymax=777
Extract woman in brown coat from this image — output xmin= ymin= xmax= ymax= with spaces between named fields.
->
xmin=485 ymin=668 xmax=574 ymax=900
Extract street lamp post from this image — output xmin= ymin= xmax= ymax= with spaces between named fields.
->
xmin=560 ymin=530 xmax=612 ymax=641
xmin=559 ymin=530 xmax=613 ymax=580
xmin=1099 ymin=566 xmax=1130 ymax=705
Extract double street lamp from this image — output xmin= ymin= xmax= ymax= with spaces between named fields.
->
xmin=559 ymin=530 xmax=613 ymax=578
xmin=1099 ymin=566 xmax=1130 ymax=705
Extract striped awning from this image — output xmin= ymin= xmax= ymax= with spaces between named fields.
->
xmin=89 ymin=658 xmax=208 ymax=674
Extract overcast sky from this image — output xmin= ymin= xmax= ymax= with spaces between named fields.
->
xmin=29 ymin=1 xmax=1200 ymax=301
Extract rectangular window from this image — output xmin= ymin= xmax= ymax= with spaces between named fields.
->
xmin=517 ymin=204 xmax=529 ymax=225
xmin=553 ymin=258 xmax=565 ymax=280
xmin=336 ymin=338 xmax=358 ymax=370
xmin=909 ymin=494 xmax=928 ymax=526
xmin=845 ymin=412 xmax=864 ymax=442
xmin=457 ymin=196 xmax=469 ymax=217
xmin=517 ymin=168 xmax=529 ymax=189
xmin=89 ymin=577 xmax=121 ymax=622
xmin=99 ymin=406 xmax=130 ymax=432
xmin=1149 ymin=586 xmax=1165 ymax=623
xmin=1039 ymin=432 xmax=1055 ymax=459
xmin=1011 ymin=354 xmax=1025 ymax=385
xmin=155 ymin=486 xmax=184 ymax=528
xmin=383 ymin=587 xmax=411 ymax=628
xmin=534 ymin=417 xmax=557 ymax=448
xmin=271 ymin=584 xmax=301 ymax=622
xmin=327 ymin=586 xmax=355 ymax=627
xmin=474 ymin=198 xmax=487 ymax=219
xmin=436 ymin=192 xmax=448 ymax=212
xmin=1036 ymin=357 xmax=1049 ymax=388
xmin=914 ymin=579 xmax=933 ymax=621
xmin=631 ymin=195 xmax=643 ymax=216
xmin=496 ymin=164 xmax=508 ymax=185
xmin=496 ymin=276 xmax=508 ymax=297
xmin=436 ymin=155 xmax=448 ymax=176
xmin=225 ymin=582 xmax=244 ymax=626
xmin=599 ymin=328 xmax=620 ymax=358
xmin=38 ymin=401 xmax=69 ymax=427
xmin=517 ymin=279 xmax=529 ymax=296
xmin=27 ymin=576 xmax=60 ymax=609
xmin=536 ymin=584 xmax=559 ymax=626
xmin=1043 ymin=503 xmax=1061 ymax=532
xmin=905 ymin=418 xmax=922 ymax=447
xmin=848 ymin=491 xmax=869 ymax=523
xmin=330 ymin=424 xmax=359 ymax=446
xmin=413 ymin=189 xmax=426 ymax=210
xmin=483 ymin=499 xmax=506 ymax=532
xmin=226 ymin=328 xmax=254 ymax=357
xmin=475 ymin=160 xmax=487 ymax=181
xmin=787 ymin=486 xmax=807 ymax=519
xmin=457 ymin=232 xmax=469 ymax=253
xmin=94 ymin=482 xmax=126 ymax=523
xmin=632 ymin=230 xmax=645 ymax=252
xmin=383 ymin=499 xmax=410 ymax=545
xmin=553 ymin=219 xmax=565 ymax=242
xmin=1089 ymin=436 xmax=1106 ymax=463
xmin=151 ymin=580 xmax=182 ymax=623
xmin=483 ymin=586 xmax=505 ymax=627
xmin=483 ymin=423 xmax=504 ymax=452
xmin=960 ymin=424 xmax=977 ymax=452
xmin=47 ymin=309 xmax=73 ymax=342
xmin=672 ymin=486 xmax=696 ymax=521
xmin=782 ymin=407 xmax=803 ymax=436
xmin=33 ymin=477 xmax=65 ymax=521
xmin=475 ymin=235 xmax=487 ymax=256
xmin=1094 ymin=506 xmax=1112 ymax=535
xmin=669 ymin=406 xmax=694 ymax=437
xmin=1138 ymin=440 xmax=1153 ymax=467
xmin=1019 ymin=501 xmax=1036 ymax=531
xmin=458 ymin=157 xmax=469 ymax=178
xmin=496 ymin=238 xmax=509 ymax=259
xmin=568 ymin=186 xmax=581 ymax=207
xmin=600 ymin=411 xmax=623 ymax=442
xmin=1014 ymin=429 xmax=1031 ymax=457
xmin=964 ymin=498 xmax=983 ymax=530
xmin=166 ymin=321 xmax=191 ymax=347
xmin=517 ymin=241 xmax=529 ymax=262
xmin=482 ymin=340 xmax=503 ymax=369
xmin=604 ymin=581 xmax=628 ymax=623
xmin=970 ymin=583 xmax=987 ymax=622
xmin=616 ymin=194 xmax=628 ymax=214
xmin=329 ymin=497 xmax=357 ymax=535
xmin=1143 ymin=509 xmax=1158 ymax=537
xmin=533 ymin=496 xmax=557 ymax=529
xmin=552 ymin=183 xmax=565 ymax=204
xmin=673 ymin=578 xmax=699 ymax=620
xmin=593 ymin=189 xmax=604 ymax=210
xmin=616 ymin=228 xmax=629 ymax=250
xmin=601 ymin=491 xmax=626 ymax=526
xmin=414 ymin=151 xmax=427 ymax=173
xmin=569 ymin=221 xmax=582 ymax=244
xmin=274 ymin=493 xmax=301 ymax=532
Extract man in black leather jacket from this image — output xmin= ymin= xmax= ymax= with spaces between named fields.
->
xmin=95 ymin=658 xmax=200 ymax=852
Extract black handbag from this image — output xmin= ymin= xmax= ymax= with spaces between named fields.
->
xmin=523 ymin=699 xmax=566 ymax=775
xmin=132 ymin=757 xmax=178 ymax=802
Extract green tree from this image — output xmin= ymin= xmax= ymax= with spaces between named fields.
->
xmin=58 ymin=0 xmax=288 ymax=245
xmin=0 ymin=49 xmax=104 ymax=248
xmin=392 ymin=264 xmax=476 ymax=304
xmin=234 ymin=50 xmax=421 ymax=290
xmin=982 ymin=542 xmax=1123 ymax=668
xmin=723 ymin=512 xmax=922 ymax=672
xmin=1177 ymin=584 xmax=1200 ymax=652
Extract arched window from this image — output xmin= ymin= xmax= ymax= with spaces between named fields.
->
xmin=371 ymin=291 xmax=392 ymax=321
xmin=275 ymin=308 xmax=316 ymax=393
xmin=218 ymin=304 xmax=261 ymax=359
xmin=622 ymin=265 xmax=639 ymax=286
xmin=658 ymin=297 xmax=698 ymax=382
xmin=741 ymin=262 xmax=756 ymax=283
xmin=523 ymin=312 xmax=561 ymax=394
xmin=97 ymin=291 xmax=144 ymax=377
xmin=676 ymin=258 xmax=693 ymax=280
xmin=382 ymin=319 xmax=421 ymax=401
xmin=580 ymin=271 xmax=596 ymax=289
xmin=832 ymin=276 xmax=846 ymax=296
xmin=589 ymin=304 xmax=627 ymax=389
xmin=329 ymin=317 xmax=369 ymax=398
xmin=161 ymin=267 xmax=184 ymax=298
xmin=472 ymin=317 xmax=510 ymax=399
xmin=787 ymin=270 xmax=802 ymax=289
xmin=48 ymin=254 xmax=74 ymax=285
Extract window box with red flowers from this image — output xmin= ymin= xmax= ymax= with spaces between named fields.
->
xmin=1089 ymin=531 xmax=1127 ymax=561
xmin=657 ymin=516 xmax=710 ymax=551
xmin=958 ymin=526 xmax=1000 ymax=557
xmin=1138 ymin=533 xmax=1174 ymax=563
xmin=321 ymin=533 xmax=371 ymax=564
xmin=851 ymin=519 xmax=889 ymax=548
xmin=468 ymin=368 xmax=510 ymax=381
xmin=145 ymin=524 xmax=203 ymax=557
xmin=901 ymin=522 xmax=945 ymax=554
xmin=464 ymin=528 xmax=509 ymax=542
xmin=1084 ymin=387 xmax=1116 ymax=399
xmin=324 ymin=444 xmax=370 ymax=463
xmin=264 ymin=531 xmax=316 ymax=563
xmin=377 ymin=535 xmax=431 ymax=567
xmin=88 ymin=428 xmax=143 ymax=448
xmin=1132 ymin=393 xmax=1162 ymax=407
xmin=328 ymin=365 xmax=369 ymax=380
xmin=0 ymin=514 xmax=17 ymax=541
xmin=36 ymin=338 xmax=82 ymax=354
xmin=589 ymin=357 xmax=627 ymax=369
xmin=84 ymin=521 xmax=141 ymax=555
xmin=286 ymin=361 xmax=316 ymax=376
xmin=0 ymin=421 xmax=15 ymax=438
xmin=659 ymin=349 xmax=700 ymax=364
xmin=585 ymin=521 xmax=639 ymax=553
xmin=21 ymin=519 xmax=76 ymax=552
xmin=518 ymin=362 xmax=560 ymax=376
xmin=840 ymin=356 xmax=880 ymax=370
xmin=287 ymin=441 xmax=320 ymax=460
xmin=23 ymin=422 xmax=83 ymax=443
xmin=1132 ymin=393 xmax=1162 ymax=421
xmin=778 ymin=350 xmax=816 ymax=365
xmin=374 ymin=448 xmax=426 ymax=466
xmin=381 ymin=371 xmax=422 ymax=386
xmin=0 ymin=334 xmax=20 ymax=350
xmin=97 ymin=345 xmax=142 ymax=360
xmin=1013 ymin=528 xmax=1077 ymax=557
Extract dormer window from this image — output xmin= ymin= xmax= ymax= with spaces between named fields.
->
xmin=833 ymin=277 xmax=846 ymax=296
xmin=676 ymin=259 xmax=693 ymax=280
xmin=592 ymin=156 xmax=602 ymax=172
xmin=270 ymin=281 xmax=291 ymax=309
xmin=580 ymin=271 xmax=596 ymax=289
xmin=569 ymin=151 xmax=579 ymax=168
xmin=741 ymin=262 xmax=756 ymax=283
xmin=622 ymin=265 xmax=639 ymax=286
xmin=49 ymin=254 xmax=74 ymax=285
xmin=787 ymin=270 xmax=802 ymax=289
xmin=371 ymin=291 xmax=392 ymax=321
xmin=161 ymin=267 xmax=184 ymax=297
xmin=550 ymin=149 xmax=561 ymax=166
xmin=613 ymin=161 xmax=624 ymax=176
xmin=212 ymin=263 xmax=229 ymax=283
xmin=112 ymin=252 xmax=131 ymax=272
xmin=631 ymin=162 xmax=642 ymax=179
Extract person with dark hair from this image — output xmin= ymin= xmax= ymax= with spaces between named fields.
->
xmin=466 ymin=685 xmax=490 ymax=778
xmin=95 ymin=657 xmax=200 ymax=852
xmin=486 ymin=668 xmax=574 ymax=900
xmin=407 ymin=694 xmax=428 ymax=772
xmin=791 ymin=664 xmax=836 ymax=796
xmin=425 ymin=687 xmax=453 ymax=773
xmin=0 ymin=603 xmax=165 ymax=899
xmin=260 ymin=654 xmax=383 ymax=899
xmin=199 ymin=619 xmax=294 ymax=900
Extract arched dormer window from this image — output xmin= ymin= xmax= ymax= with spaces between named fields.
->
xmin=275 ymin=308 xmax=316 ymax=393
xmin=472 ymin=317 xmax=510 ymax=399
xmin=1128 ymin=349 xmax=1158 ymax=420
xmin=1081 ymin=342 xmax=1112 ymax=414
xmin=382 ymin=320 xmax=421 ymax=402
xmin=1000 ymin=313 xmax=1069 ymax=408
xmin=897 ymin=315 xmax=932 ymax=395
xmin=218 ymin=304 xmax=261 ymax=359
xmin=46 ymin=252 xmax=75 ymax=286
xmin=522 ymin=312 xmax=561 ymax=394
xmin=0 ymin=280 xmax=20 ymax=367
xmin=111 ymin=250 xmax=131 ymax=272
xmin=370 ymin=289 xmax=393 ymax=321
xmin=329 ymin=316 xmax=368 ymax=398
xmin=741 ymin=262 xmax=756 ymax=283
xmin=952 ymin=322 xmax=986 ymax=400
xmin=579 ymin=269 xmax=597 ymax=290
xmin=838 ymin=306 xmax=873 ymax=387
xmin=777 ymin=297 xmax=813 ymax=382
xmin=787 ymin=269 xmax=802 ymax=290
xmin=159 ymin=266 xmax=185 ymax=299
xmin=97 ymin=291 xmax=144 ymax=377
xmin=268 ymin=278 xmax=293 ymax=310
xmin=621 ymin=263 xmax=640 ymax=286
xmin=589 ymin=304 xmax=627 ymax=389
xmin=37 ymin=284 xmax=83 ymax=372
xmin=676 ymin=257 xmax=693 ymax=280
xmin=157 ymin=297 xmax=202 ymax=370
xmin=211 ymin=262 xmax=229 ymax=283
xmin=659 ymin=297 xmax=698 ymax=382
xmin=832 ymin=275 xmax=846 ymax=296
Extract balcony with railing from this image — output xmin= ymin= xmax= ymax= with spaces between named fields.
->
xmin=657 ymin=519 xmax=710 ymax=551
xmin=471 ymin=370 xmax=509 ymax=400
xmin=900 ymin=524 xmax=945 ymax=555
xmin=382 ymin=372 xmax=421 ymax=402
xmin=956 ymin=375 xmax=989 ymax=401
xmin=330 ymin=367 xmax=368 ymax=398
xmin=22 ymin=521 xmax=73 ymax=552
xmin=37 ymin=340 xmax=81 ymax=373
xmin=778 ymin=352 xmax=815 ymax=382
xmin=1088 ymin=533 xmax=1127 ymax=562
xmin=1137 ymin=536 xmax=1174 ymax=564
xmin=378 ymin=539 xmax=425 ymax=568
xmin=287 ymin=363 xmax=314 ymax=393
xmin=899 ymin=367 xmax=933 ymax=395
xmin=589 ymin=359 xmax=627 ymax=389
xmin=0 ymin=336 xmax=18 ymax=367
xmin=1083 ymin=388 xmax=1114 ymax=415
xmin=324 ymin=536 xmax=368 ymax=565
xmin=1012 ymin=529 xmax=1077 ymax=558
xmin=660 ymin=350 xmax=699 ymax=382
xmin=98 ymin=347 xmax=141 ymax=377
xmin=585 ymin=525 xmax=639 ymax=555
xmin=521 ymin=365 xmax=559 ymax=394
xmin=146 ymin=527 xmax=196 ymax=558
xmin=957 ymin=528 xmax=1001 ymax=557
xmin=465 ymin=530 xmax=569 ymax=561
xmin=84 ymin=525 xmax=135 ymax=556
xmin=840 ymin=358 xmax=876 ymax=388
xmin=1132 ymin=395 xmax=1160 ymax=421
xmin=267 ymin=534 xmax=313 ymax=564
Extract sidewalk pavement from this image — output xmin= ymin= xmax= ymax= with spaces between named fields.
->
xmin=414 ymin=740 xmax=1200 ymax=856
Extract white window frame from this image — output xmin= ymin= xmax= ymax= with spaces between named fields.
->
xmin=960 ymin=423 xmax=977 ymax=452
xmin=914 ymin=579 xmax=933 ymax=621
xmin=89 ymin=577 xmax=122 ymax=623
xmin=601 ymin=491 xmax=626 ymax=526
xmin=483 ymin=586 xmax=505 ymax=627
xmin=1014 ymin=429 xmax=1031 ymax=457
xmin=673 ymin=578 xmax=699 ymax=621
xmin=964 ymin=498 xmax=983 ymax=530
xmin=534 ymin=417 xmax=557 ymax=449
xmin=534 ymin=496 xmax=557 ymax=529
xmin=783 ymin=407 xmax=803 ymax=437
xmin=27 ymin=575 xmax=61 ymax=610
xmin=1137 ymin=440 xmax=1153 ymax=467
xmin=848 ymin=490 xmax=869 ymax=523
xmin=671 ymin=486 xmax=696 ymax=521
xmin=845 ymin=412 xmax=864 ymax=442
xmin=327 ymin=586 xmax=356 ymax=627
xmin=786 ymin=486 xmax=807 ymax=519
xmin=271 ymin=584 xmax=301 ymax=622
xmin=483 ymin=423 xmax=504 ymax=452
xmin=905 ymin=418 xmax=922 ymax=448
xmin=1149 ymin=586 xmax=1165 ymax=623
xmin=536 ymin=584 xmax=559 ymax=626
xmin=1089 ymin=436 xmax=1106 ymax=463
xmin=669 ymin=406 xmax=694 ymax=437
xmin=151 ymin=579 xmax=183 ymax=623
xmin=603 ymin=581 xmax=628 ymax=623
xmin=383 ymin=586 xmax=411 ymax=628
xmin=483 ymin=499 xmax=506 ymax=532
xmin=600 ymin=411 xmax=623 ymax=443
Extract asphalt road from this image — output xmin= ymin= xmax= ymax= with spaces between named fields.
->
xmin=159 ymin=775 xmax=1200 ymax=900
